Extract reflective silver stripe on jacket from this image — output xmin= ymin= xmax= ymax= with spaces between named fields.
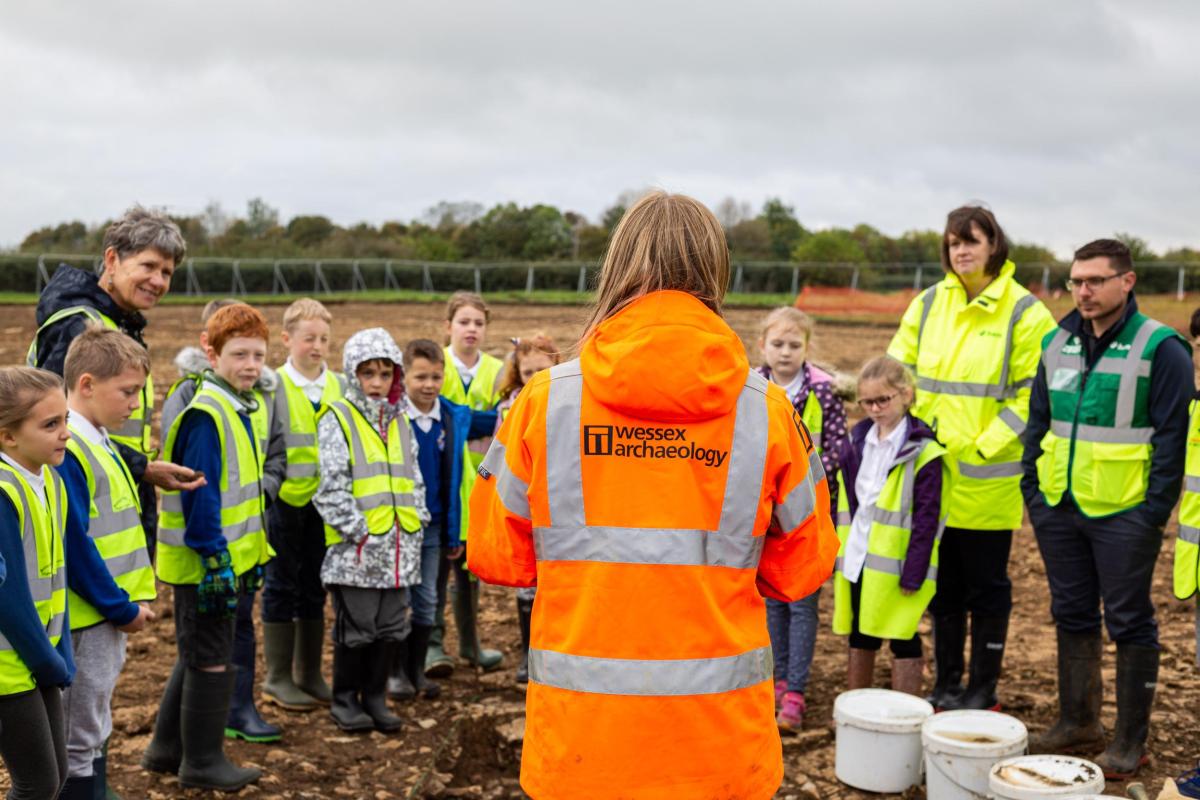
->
xmin=158 ymin=395 xmax=264 ymax=548
xmin=1041 ymin=318 xmax=1165 ymax=441
xmin=915 ymin=288 xmax=1038 ymax=402
xmin=480 ymin=439 xmax=530 ymax=519
xmin=1186 ymin=475 xmax=1200 ymax=494
xmin=862 ymin=551 xmax=939 ymax=582
xmin=959 ymin=461 xmax=1022 ymax=480
xmin=536 ymin=362 xmax=771 ymax=568
xmin=0 ymin=470 xmax=66 ymax=649
xmin=998 ymin=407 xmax=1027 ymax=436
xmin=527 ymin=645 xmax=772 ymax=696
xmin=70 ymin=432 xmax=143 ymax=539
xmin=1181 ymin=525 xmax=1200 ymax=545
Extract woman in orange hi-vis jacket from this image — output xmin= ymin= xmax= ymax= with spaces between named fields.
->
xmin=468 ymin=191 xmax=840 ymax=800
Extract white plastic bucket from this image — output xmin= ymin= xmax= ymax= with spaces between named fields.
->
xmin=922 ymin=710 xmax=1028 ymax=800
xmin=833 ymin=689 xmax=934 ymax=793
xmin=987 ymin=755 xmax=1105 ymax=800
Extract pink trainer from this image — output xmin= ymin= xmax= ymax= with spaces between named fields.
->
xmin=774 ymin=680 xmax=788 ymax=707
xmin=776 ymin=691 xmax=805 ymax=733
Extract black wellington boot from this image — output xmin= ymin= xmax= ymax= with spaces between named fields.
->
xmin=57 ymin=776 xmax=93 ymax=799
xmin=927 ymin=613 xmax=966 ymax=710
xmin=516 ymin=594 xmax=534 ymax=686
xmin=1029 ymin=629 xmax=1105 ymax=753
xmin=1094 ymin=644 xmax=1158 ymax=780
xmin=958 ymin=614 xmax=1008 ymax=710
xmin=330 ymin=643 xmax=374 ymax=733
xmin=141 ymin=661 xmax=185 ymax=774
xmin=388 ymin=636 xmax=417 ymax=701
xmin=178 ymin=668 xmax=263 ymax=792
xmin=361 ymin=640 xmax=404 ymax=733
xmin=225 ymin=664 xmax=283 ymax=743
xmin=406 ymin=623 xmax=441 ymax=700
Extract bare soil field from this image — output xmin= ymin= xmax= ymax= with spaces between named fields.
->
xmin=0 ymin=299 xmax=1195 ymax=799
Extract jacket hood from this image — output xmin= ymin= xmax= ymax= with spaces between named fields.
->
xmin=174 ymin=345 xmax=279 ymax=392
xmin=579 ymin=291 xmax=748 ymax=422
xmin=36 ymin=265 xmax=147 ymax=341
xmin=341 ymin=328 xmax=404 ymax=422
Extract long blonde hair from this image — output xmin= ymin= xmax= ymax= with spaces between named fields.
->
xmin=579 ymin=191 xmax=729 ymax=343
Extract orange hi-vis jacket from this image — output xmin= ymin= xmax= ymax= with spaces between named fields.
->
xmin=469 ymin=290 xmax=840 ymax=800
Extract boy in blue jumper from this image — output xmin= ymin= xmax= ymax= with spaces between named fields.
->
xmin=58 ymin=327 xmax=158 ymax=798
xmin=142 ymin=303 xmax=273 ymax=792
xmin=389 ymin=339 xmax=496 ymax=699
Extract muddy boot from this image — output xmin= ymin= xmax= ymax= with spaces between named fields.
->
xmin=142 ymin=661 xmax=185 ymax=774
xmin=330 ymin=643 xmax=374 ymax=733
xmin=1029 ymin=629 xmax=1105 ymax=753
xmin=58 ymin=775 xmax=93 ymax=799
xmin=225 ymin=664 xmax=283 ymax=743
xmin=848 ymin=648 xmax=876 ymax=690
xmin=516 ymin=594 xmax=533 ymax=686
xmin=360 ymin=640 xmax=404 ymax=733
xmin=388 ymin=637 xmax=417 ymax=701
xmin=261 ymin=621 xmax=319 ymax=711
xmin=425 ymin=602 xmax=454 ymax=679
xmin=455 ymin=578 xmax=503 ymax=671
xmin=178 ymin=668 xmax=262 ymax=792
xmin=1094 ymin=644 xmax=1158 ymax=780
xmin=928 ymin=613 xmax=967 ymax=709
xmin=293 ymin=617 xmax=332 ymax=704
xmin=406 ymin=624 xmax=441 ymax=700
xmin=958 ymin=614 xmax=1007 ymax=710
xmin=891 ymin=657 xmax=924 ymax=697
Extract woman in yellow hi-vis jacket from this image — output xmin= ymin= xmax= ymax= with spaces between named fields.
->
xmin=888 ymin=205 xmax=1055 ymax=710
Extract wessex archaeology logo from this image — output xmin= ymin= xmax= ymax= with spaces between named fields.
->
xmin=582 ymin=424 xmax=728 ymax=468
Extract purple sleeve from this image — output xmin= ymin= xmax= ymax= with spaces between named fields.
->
xmin=900 ymin=456 xmax=943 ymax=591
xmin=814 ymin=382 xmax=847 ymax=477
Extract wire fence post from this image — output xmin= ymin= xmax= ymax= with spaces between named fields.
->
xmin=314 ymin=261 xmax=331 ymax=294
xmin=733 ymin=264 xmax=745 ymax=293
xmin=790 ymin=266 xmax=799 ymax=296
xmin=474 ymin=267 xmax=482 ymax=294
xmin=185 ymin=259 xmax=201 ymax=296
xmin=1178 ymin=266 xmax=1186 ymax=302
xmin=1041 ymin=265 xmax=1051 ymax=293
xmin=272 ymin=260 xmax=289 ymax=295
xmin=35 ymin=256 xmax=50 ymax=294
xmin=850 ymin=266 xmax=860 ymax=291
xmin=577 ymin=264 xmax=588 ymax=293
xmin=351 ymin=260 xmax=367 ymax=293
xmin=912 ymin=265 xmax=923 ymax=291
xmin=383 ymin=261 xmax=400 ymax=291
xmin=525 ymin=265 xmax=535 ymax=294
xmin=231 ymin=260 xmax=248 ymax=295
xmin=422 ymin=264 xmax=434 ymax=293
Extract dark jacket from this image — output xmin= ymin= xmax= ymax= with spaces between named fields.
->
xmin=837 ymin=414 xmax=943 ymax=591
xmin=432 ymin=396 xmax=496 ymax=547
xmin=1020 ymin=294 xmax=1193 ymax=527
xmin=33 ymin=266 xmax=151 ymax=481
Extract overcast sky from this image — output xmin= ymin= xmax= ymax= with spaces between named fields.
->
xmin=2 ymin=1 xmax=1197 ymax=257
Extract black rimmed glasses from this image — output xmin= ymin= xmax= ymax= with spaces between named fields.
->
xmin=858 ymin=393 xmax=897 ymax=410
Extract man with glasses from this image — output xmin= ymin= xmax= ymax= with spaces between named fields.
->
xmin=1021 ymin=238 xmax=1192 ymax=779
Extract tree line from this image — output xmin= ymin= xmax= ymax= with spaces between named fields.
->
xmin=16 ymin=196 xmax=1200 ymax=265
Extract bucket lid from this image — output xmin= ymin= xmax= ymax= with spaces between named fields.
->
xmin=922 ymin=710 xmax=1028 ymax=757
xmin=988 ymin=756 xmax=1105 ymax=800
xmin=832 ymin=689 xmax=933 ymax=733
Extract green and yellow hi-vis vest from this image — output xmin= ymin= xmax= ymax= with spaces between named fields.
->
xmin=1036 ymin=312 xmax=1186 ymax=518
xmin=1174 ymin=400 xmax=1200 ymax=600
xmin=832 ymin=436 xmax=948 ymax=640
xmin=0 ymin=462 xmax=68 ymax=695
xmin=441 ymin=348 xmax=504 ymax=470
xmin=64 ymin=427 xmax=156 ymax=629
xmin=273 ymin=369 xmax=345 ymax=508
xmin=320 ymin=400 xmax=421 ymax=545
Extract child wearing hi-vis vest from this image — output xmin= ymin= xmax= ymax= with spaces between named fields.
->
xmin=427 ymin=291 xmax=505 ymax=676
xmin=757 ymin=307 xmax=848 ymax=731
xmin=833 ymin=356 xmax=946 ymax=695
xmin=0 ymin=367 xmax=74 ymax=800
xmin=58 ymin=328 xmax=156 ymax=799
xmin=260 ymin=299 xmax=343 ymax=714
xmin=142 ymin=304 xmax=273 ymax=793
xmin=315 ymin=328 xmax=423 ymax=735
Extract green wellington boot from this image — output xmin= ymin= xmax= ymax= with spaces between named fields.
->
xmin=454 ymin=577 xmax=503 ymax=671
xmin=293 ymin=617 xmax=332 ymax=704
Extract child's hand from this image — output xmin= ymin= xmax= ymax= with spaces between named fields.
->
xmin=446 ymin=546 xmax=465 ymax=560
xmin=144 ymin=461 xmax=207 ymax=491
xmin=899 ymin=587 xmax=917 ymax=596
xmin=118 ymin=603 xmax=156 ymax=633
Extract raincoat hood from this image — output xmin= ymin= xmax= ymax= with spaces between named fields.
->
xmin=174 ymin=345 xmax=279 ymax=392
xmin=580 ymin=290 xmax=748 ymax=423
xmin=36 ymin=264 xmax=147 ymax=344
xmin=341 ymin=327 xmax=405 ymax=424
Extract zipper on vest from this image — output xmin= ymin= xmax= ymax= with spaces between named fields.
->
xmin=1066 ymin=353 xmax=1090 ymax=497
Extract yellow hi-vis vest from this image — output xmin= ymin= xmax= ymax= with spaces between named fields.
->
xmin=157 ymin=386 xmax=272 ymax=584
xmin=320 ymin=400 xmax=421 ymax=545
xmin=887 ymin=261 xmax=1055 ymax=531
xmin=0 ymin=462 xmax=68 ymax=695
xmin=273 ymin=369 xmax=345 ymax=508
xmin=441 ymin=348 xmax=503 ymax=469
xmin=1035 ymin=312 xmax=1185 ymax=518
xmin=1174 ymin=400 xmax=1200 ymax=599
xmin=832 ymin=436 xmax=948 ymax=640
xmin=28 ymin=306 xmax=155 ymax=456
xmin=64 ymin=428 xmax=156 ymax=630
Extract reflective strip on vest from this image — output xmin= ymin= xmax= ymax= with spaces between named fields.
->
xmin=958 ymin=461 xmax=1023 ymax=479
xmin=1187 ymin=476 xmax=1200 ymax=494
xmin=862 ymin=551 xmax=939 ymax=582
xmin=530 ymin=360 xmax=778 ymax=697
xmin=1180 ymin=525 xmax=1200 ymax=545
xmin=1048 ymin=419 xmax=1154 ymax=445
xmin=0 ymin=469 xmax=67 ymax=658
xmin=998 ymin=407 xmax=1027 ymax=436
xmin=324 ymin=400 xmax=421 ymax=535
xmin=527 ymin=645 xmax=772 ymax=696
xmin=479 ymin=439 xmax=530 ymax=519
xmin=275 ymin=372 xmax=344 ymax=506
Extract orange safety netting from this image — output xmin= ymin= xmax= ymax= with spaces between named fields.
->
xmin=792 ymin=286 xmax=920 ymax=317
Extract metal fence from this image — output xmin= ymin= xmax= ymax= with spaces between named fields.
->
xmin=3 ymin=254 xmax=1199 ymax=299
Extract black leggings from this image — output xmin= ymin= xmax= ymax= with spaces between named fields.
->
xmin=0 ymin=684 xmax=68 ymax=799
xmin=848 ymin=578 xmax=923 ymax=658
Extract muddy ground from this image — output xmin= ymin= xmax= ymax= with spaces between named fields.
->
xmin=0 ymin=300 xmax=1195 ymax=799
